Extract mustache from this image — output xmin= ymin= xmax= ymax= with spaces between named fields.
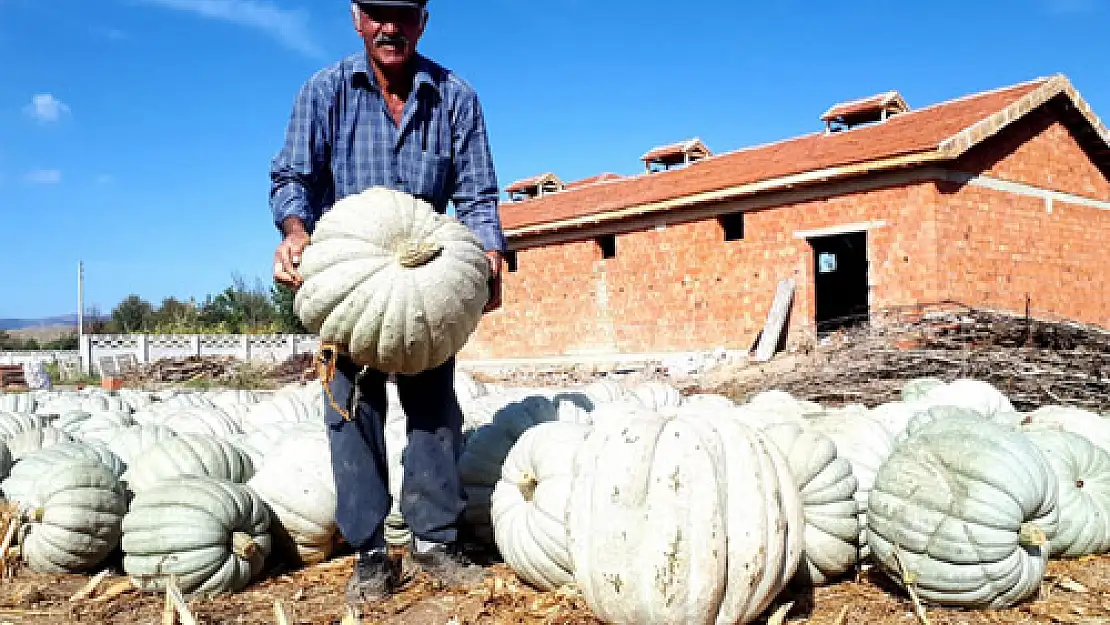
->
xmin=374 ymin=33 xmax=410 ymax=48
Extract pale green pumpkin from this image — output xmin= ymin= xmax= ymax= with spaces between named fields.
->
xmin=122 ymin=476 xmax=272 ymax=597
xmin=763 ymin=423 xmax=859 ymax=585
xmin=867 ymin=415 xmax=1059 ymax=609
xmin=19 ymin=459 xmax=127 ymax=574
xmin=1024 ymin=429 xmax=1110 ymax=558
xmin=293 ymin=186 xmax=490 ymax=375
xmin=491 ymin=421 xmax=592 ymax=591
xmin=567 ymin=405 xmax=803 ymax=625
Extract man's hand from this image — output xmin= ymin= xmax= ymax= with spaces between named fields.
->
xmin=274 ymin=217 xmax=310 ymax=290
xmin=483 ymin=250 xmax=504 ymax=313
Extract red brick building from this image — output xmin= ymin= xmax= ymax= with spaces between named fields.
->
xmin=460 ymin=75 xmax=1110 ymax=361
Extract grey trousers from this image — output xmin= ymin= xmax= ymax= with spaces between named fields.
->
xmin=322 ymin=353 xmax=467 ymax=553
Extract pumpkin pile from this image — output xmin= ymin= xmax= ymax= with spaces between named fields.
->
xmin=1 ymin=373 xmax=1109 ymax=623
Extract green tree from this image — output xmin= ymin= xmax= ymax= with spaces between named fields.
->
xmin=109 ymin=295 xmax=154 ymax=333
xmin=152 ymin=297 xmax=199 ymax=333
xmin=271 ymin=283 xmax=308 ymax=334
xmin=198 ymin=274 xmax=279 ymax=334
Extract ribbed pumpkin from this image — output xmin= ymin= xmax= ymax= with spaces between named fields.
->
xmin=122 ymin=433 xmax=254 ymax=494
xmin=122 ymin=476 xmax=272 ymax=597
xmin=1020 ymin=405 xmax=1110 ymax=456
xmin=0 ymin=439 xmax=10 ymax=482
xmin=160 ymin=407 xmax=243 ymax=438
xmin=2 ymin=441 xmax=125 ymax=506
xmin=246 ymin=432 xmax=337 ymax=565
xmin=807 ymin=408 xmax=895 ymax=558
xmin=19 ymin=459 xmax=127 ymax=574
xmin=293 ymin=186 xmax=491 ymax=375
xmin=102 ymin=425 xmax=178 ymax=467
xmin=763 ymin=423 xmax=859 ymax=585
xmin=0 ymin=412 xmax=44 ymax=441
xmin=867 ymin=415 xmax=1058 ymax=609
xmin=1024 ymin=429 xmax=1110 ymax=558
xmin=567 ymin=406 xmax=803 ymax=625
xmin=459 ymin=395 xmax=565 ymax=542
xmin=6 ymin=426 xmax=75 ymax=460
xmin=491 ymin=421 xmax=592 ymax=591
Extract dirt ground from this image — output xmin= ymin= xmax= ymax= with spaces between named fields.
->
xmin=0 ymin=553 xmax=1108 ymax=624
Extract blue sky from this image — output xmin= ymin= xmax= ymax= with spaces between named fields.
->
xmin=1 ymin=0 xmax=1106 ymax=319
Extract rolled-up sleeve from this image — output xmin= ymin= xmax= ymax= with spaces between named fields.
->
xmin=269 ymin=78 xmax=332 ymax=234
xmin=449 ymin=92 xmax=507 ymax=254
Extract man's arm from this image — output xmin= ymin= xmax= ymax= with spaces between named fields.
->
xmin=269 ymin=78 xmax=332 ymax=237
xmin=269 ymin=78 xmax=331 ymax=288
xmin=449 ymin=92 xmax=507 ymax=256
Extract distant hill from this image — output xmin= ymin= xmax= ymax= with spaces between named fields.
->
xmin=0 ymin=315 xmax=78 ymax=331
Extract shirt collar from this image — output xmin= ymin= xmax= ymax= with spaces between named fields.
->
xmin=351 ymin=52 xmax=440 ymax=97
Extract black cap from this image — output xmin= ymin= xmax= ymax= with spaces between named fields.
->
xmin=355 ymin=0 xmax=427 ymax=8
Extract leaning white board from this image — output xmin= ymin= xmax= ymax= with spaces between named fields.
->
xmin=753 ymin=278 xmax=796 ymax=362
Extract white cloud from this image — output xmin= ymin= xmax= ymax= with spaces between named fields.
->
xmin=24 ymin=169 xmax=62 ymax=184
xmin=23 ymin=93 xmax=71 ymax=124
xmin=139 ymin=0 xmax=323 ymax=58
xmin=95 ymin=174 xmax=114 ymax=185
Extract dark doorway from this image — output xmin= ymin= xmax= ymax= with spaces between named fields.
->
xmin=809 ymin=231 xmax=870 ymax=333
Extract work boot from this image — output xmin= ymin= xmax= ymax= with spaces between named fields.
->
xmin=411 ymin=541 xmax=488 ymax=588
xmin=345 ymin=549 xmax=402 ymax=604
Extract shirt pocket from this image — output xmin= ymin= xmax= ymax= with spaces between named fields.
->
xmin=410 ymin=153 xmax=452 ymax=210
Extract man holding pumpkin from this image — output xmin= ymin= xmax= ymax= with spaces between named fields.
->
xmin=268 ymin=0 xmax=507 ymax=603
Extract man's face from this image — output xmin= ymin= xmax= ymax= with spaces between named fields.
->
xmin=353 ymin=3 xmax=426 ymax=71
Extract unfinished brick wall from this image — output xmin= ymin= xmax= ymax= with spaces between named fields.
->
xmin=935 ymin=108 xmax=1110 ymax=328
xmin=932 ymin=183 xmax=1109 ymax=328
xmin=460 ymin=182 xmax=943 ymax=360
xmin=957 ymin=106 xmax=1110 ymax=201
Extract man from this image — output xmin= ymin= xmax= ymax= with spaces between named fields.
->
xmin=268 ymin=0 xmax=506 ymax=603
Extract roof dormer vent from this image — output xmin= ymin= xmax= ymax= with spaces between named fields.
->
xmin=504 ymin=172 xmax=565 ymax=202
xmin=821 ymin=91 xmax=910 ymax=133
xmin=641 ymin=138 xmax=712 ymax=173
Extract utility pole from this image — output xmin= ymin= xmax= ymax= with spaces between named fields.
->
xmin=77 ymin=261 xmax=84 ymax=338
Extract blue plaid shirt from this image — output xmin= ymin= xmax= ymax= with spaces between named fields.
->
xmin=269 ymin=52 xmax=507 ymax=253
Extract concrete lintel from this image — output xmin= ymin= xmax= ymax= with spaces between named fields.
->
xmin=793 ymin=220 xmax=888 ymax=240
xmin=945 ymin=171 xmax=1110 ymax=210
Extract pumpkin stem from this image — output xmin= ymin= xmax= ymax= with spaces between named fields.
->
xmin=1018 ymin=522 xmax=1047 ymax=548
xmin=519 ymin=474 xmax=539 ymax=502
xmin=231 ymin=532 xmax=259 ymax=560
xmin=396 ymin=238 xmax=443 ymax=268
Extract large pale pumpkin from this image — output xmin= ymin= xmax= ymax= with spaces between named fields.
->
xmin=567 ymin=406 xmax=803 ymax=625
xmin=102 ymin=425 xmax=178 ymax=467
xmin=122 ymin=433 xmax=255 ymax=494
xmin=491 ymin=421 xmax=591 ymax=591
xmin=867 ymin=415 xmax=1059 ymax=609
xmin=1024 ymin=429 xmax=1110 ymax=558
xmin=807 ymin=408 xmax=895 ymax=558
xmin=6 ymin=426 xmax=75 ymax=460
xmin=1 ymin=441 xmax=126 ymax=506
xmin=293 ymin=186 xmax=491 ymax=374
xmin=19 ymin=459 xmax=127 ymax=574
xmin=1020 ymin=405 xmax=1110 ymax=456
xmin=763 ymin=423 xmax=859 ymax=585
xmin=0 ymin=412 xmax=44 ymax=441
xmin=122 ymin=476 xmax=272 ymax=597
xmin=246 ymin=432 xmax=337 ymax=565
xmin=459 ymin=395 xmax=566 ymax=542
